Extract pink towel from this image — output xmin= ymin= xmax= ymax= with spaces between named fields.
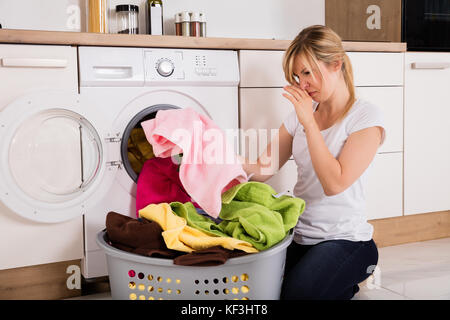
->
xmin=135 ymin=157 xmax=201 ymax=217
xmin=141 ymin=108 xmax=248 ymax=218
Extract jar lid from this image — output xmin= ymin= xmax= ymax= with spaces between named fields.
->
xmin=190 ymin=12 xmax=201 ymax=22
xmin=175 ymin=13 xmax=182 ymax=23
xmin=181 ymin=11 xmax=191 ymax=22
xmin=116 ymin=4 xmax=139 ymax=12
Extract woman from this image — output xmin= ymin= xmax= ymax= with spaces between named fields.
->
xmin=241 ymin=25 xmax=384 ymax=300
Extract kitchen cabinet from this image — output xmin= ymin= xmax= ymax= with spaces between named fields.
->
xmin=404 ymin=52 xmax=450 ymax=215
xmin=239 ymin=50 xmax=404 ymax=219
xmin=365 ymin=153 xmax=403 ymax=220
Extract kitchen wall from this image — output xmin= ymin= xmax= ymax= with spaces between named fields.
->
xmin=0 ymin=0 xmax=324 ymax=40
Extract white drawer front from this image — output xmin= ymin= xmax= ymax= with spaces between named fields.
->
xmin=239 ymin=50 xmax=404 ymax=88
xmin=356 ymin=86 xmax=403 ymax=153
xmin=0 ymin=44 xmax=78 ymax=108
xmin=366 ymin=153 xmax=403 ymax=220
xmin=239 ymin=50 xmax=287 ymax=88
xmin=348 ymin=52 xmax=404 ymax=86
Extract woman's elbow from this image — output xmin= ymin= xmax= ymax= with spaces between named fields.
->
xmin=323 ymin=184 xmax=346 ymax=197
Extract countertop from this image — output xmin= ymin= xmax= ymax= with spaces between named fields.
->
xmin=0 ymin=29 xmax=407 ymax=52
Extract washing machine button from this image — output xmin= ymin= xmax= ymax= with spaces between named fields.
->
xmin=156 ymin=58 xmax=175 ymax=77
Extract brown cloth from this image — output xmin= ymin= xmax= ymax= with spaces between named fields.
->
xmin=106 ymin=211 xmax=179 ymax=258
xmin=173 ymin=246 xmax=249 ymax=266
xmin=105 ymin=211 xmax=249 ymax=266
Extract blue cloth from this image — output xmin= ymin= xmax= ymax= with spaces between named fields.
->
xmin=281 ymin=239 xmax=378 ymax=300
xmin=196 ymin=208 xmax=222 ymax=224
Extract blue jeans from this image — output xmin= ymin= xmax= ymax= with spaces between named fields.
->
xmin=280 ymin=238 xmax=379 ymax=300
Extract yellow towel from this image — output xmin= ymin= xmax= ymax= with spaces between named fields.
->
xmin=139 ymin=203 xmax=258 ymax=253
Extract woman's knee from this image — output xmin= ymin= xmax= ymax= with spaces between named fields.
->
xmin=281 ymin=273 xmax=326 ymax=300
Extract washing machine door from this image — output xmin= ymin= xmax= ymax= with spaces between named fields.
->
xmin=0 ymin=91 xmax=110 ymax=223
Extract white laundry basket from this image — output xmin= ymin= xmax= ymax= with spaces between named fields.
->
xmin=96 ymin=230 xmax=293 ymax=300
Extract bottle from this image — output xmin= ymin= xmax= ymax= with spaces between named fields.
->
xmin=147 ymin=0 xmax=163 ymax=35
xmin=190 ymin=12 xmax=201 ymax=37
xmin=181 ymin=11 xmax=190 ymax=36
xmin=116 ymin=5 xmax=139 ymax=34
xmin=199 ymin=12 xmax=206 ymax=37
xmin=174 ymin=13 xmax=182 ymax=36
xmin=87 ymin=0 xmax=108 ymax=33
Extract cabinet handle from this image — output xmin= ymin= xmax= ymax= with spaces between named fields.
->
xmin=93 ymin=66 xmax=132 ymax=79
xmin=411 ymin=62 xmax=450 ymax=70
xmin=1 ymin=58 xmax=68 ymax=68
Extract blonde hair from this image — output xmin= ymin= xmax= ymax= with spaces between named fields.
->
xmin=283 ymin=25 xmax=355 ymax=121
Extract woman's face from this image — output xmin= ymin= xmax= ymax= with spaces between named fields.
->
xmin=292 ymin=55 xmax=341 ymax=103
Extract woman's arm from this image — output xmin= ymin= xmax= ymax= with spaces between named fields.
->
xmin=283 ymin=85 xmax=382 ymax=196
xmin=240 ymin=124 xmax=293 ymax=182
xmin=303 ymin=121 xmax=382 ymax=196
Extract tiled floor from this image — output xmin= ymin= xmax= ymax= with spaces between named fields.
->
xmin=72 ymin=237 xmax=450 ymax=300
xmin=354 ymin=237 xmax=450 ymax=300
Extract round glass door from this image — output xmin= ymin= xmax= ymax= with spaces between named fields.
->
xmin=8 ymin=109 xmax=102 ymax=203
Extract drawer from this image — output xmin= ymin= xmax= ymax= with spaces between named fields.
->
xmin=0 ymin=44 xmax=78 ymax=108
xmin=239 ymin=50 xmax=404 ymax=88
xmin=239 ymin=88 xmax=293 ymax=160
xmin=239 ymin=50 xmax=287 ymax=88
xmin=348 ymin=52 xmax=404 ymax=86
xmin=266 ymin=159 xmax=298 ymax=196
xmin=356 ymin=86 xmax=403 ymax=153
xmin=366 ymin=152 xmax=403 ymax=220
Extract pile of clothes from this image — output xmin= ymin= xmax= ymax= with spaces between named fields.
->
xmin=105 ymin=108 xmax=306 ymax=266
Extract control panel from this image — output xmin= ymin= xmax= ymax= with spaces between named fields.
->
xmin=144 ymin=48 xmax=239 ymax=86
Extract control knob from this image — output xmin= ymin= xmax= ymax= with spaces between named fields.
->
xmin=156 ymin=58 xmax=175 ymax=77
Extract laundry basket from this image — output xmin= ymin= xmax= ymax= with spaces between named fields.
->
xmin=96 ymin=230 xmax=293 ymax=300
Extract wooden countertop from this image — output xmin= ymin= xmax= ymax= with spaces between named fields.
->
xmin=0 ymin=29 xmax=407 ymax=52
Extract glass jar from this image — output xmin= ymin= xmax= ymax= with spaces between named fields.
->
xmin=116 ymin=4 xmax=139 ymax=34
xmin=181 ymin=11 xmax=190 ymax=36
xmin=190 ymin=12 xmax=200 ymax=37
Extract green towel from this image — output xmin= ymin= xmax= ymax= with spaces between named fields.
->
xmin=219 ymin=182 xmax=305 ymax=250
xmin=170 ymin=182 xmax=305 ymax=251
xmin=169 ymin=201 xmax=226 ymax=237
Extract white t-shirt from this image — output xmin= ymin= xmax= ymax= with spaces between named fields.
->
xmin=283 ymin=98 xmax=386 ymax=245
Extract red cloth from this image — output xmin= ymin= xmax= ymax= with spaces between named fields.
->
xmin=136 ymin=157 xmax=200 ymax=217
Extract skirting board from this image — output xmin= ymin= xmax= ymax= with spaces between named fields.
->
xmin=0 ymin=259 xmax=81 ymax=300
xmin=370 ymin=210 xmax=450 ymax=248
xmin=0 ymin=211 xmax=448 ymax=299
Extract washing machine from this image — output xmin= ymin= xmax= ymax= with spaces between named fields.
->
xmin=79 ymin=46 xmax=240 ymax=278
xmin=0 ymin=44 xmax=84 ymax=271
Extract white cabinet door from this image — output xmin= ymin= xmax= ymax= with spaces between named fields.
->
xmin=239 ymin=87 xmax=293 ymax=161
xmin=366 ymin=153 xmax=403 ymax=220
xmin=404 ymin=52 xmax=450 ymax=215
xmin=356 ymin=87 xmax=403 ymax=153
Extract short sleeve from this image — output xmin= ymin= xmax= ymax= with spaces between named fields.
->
xmin=283 ymin=110 xmax=299 ymax=137
xmin=346 ymin=100 xmax=386 ymax=146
